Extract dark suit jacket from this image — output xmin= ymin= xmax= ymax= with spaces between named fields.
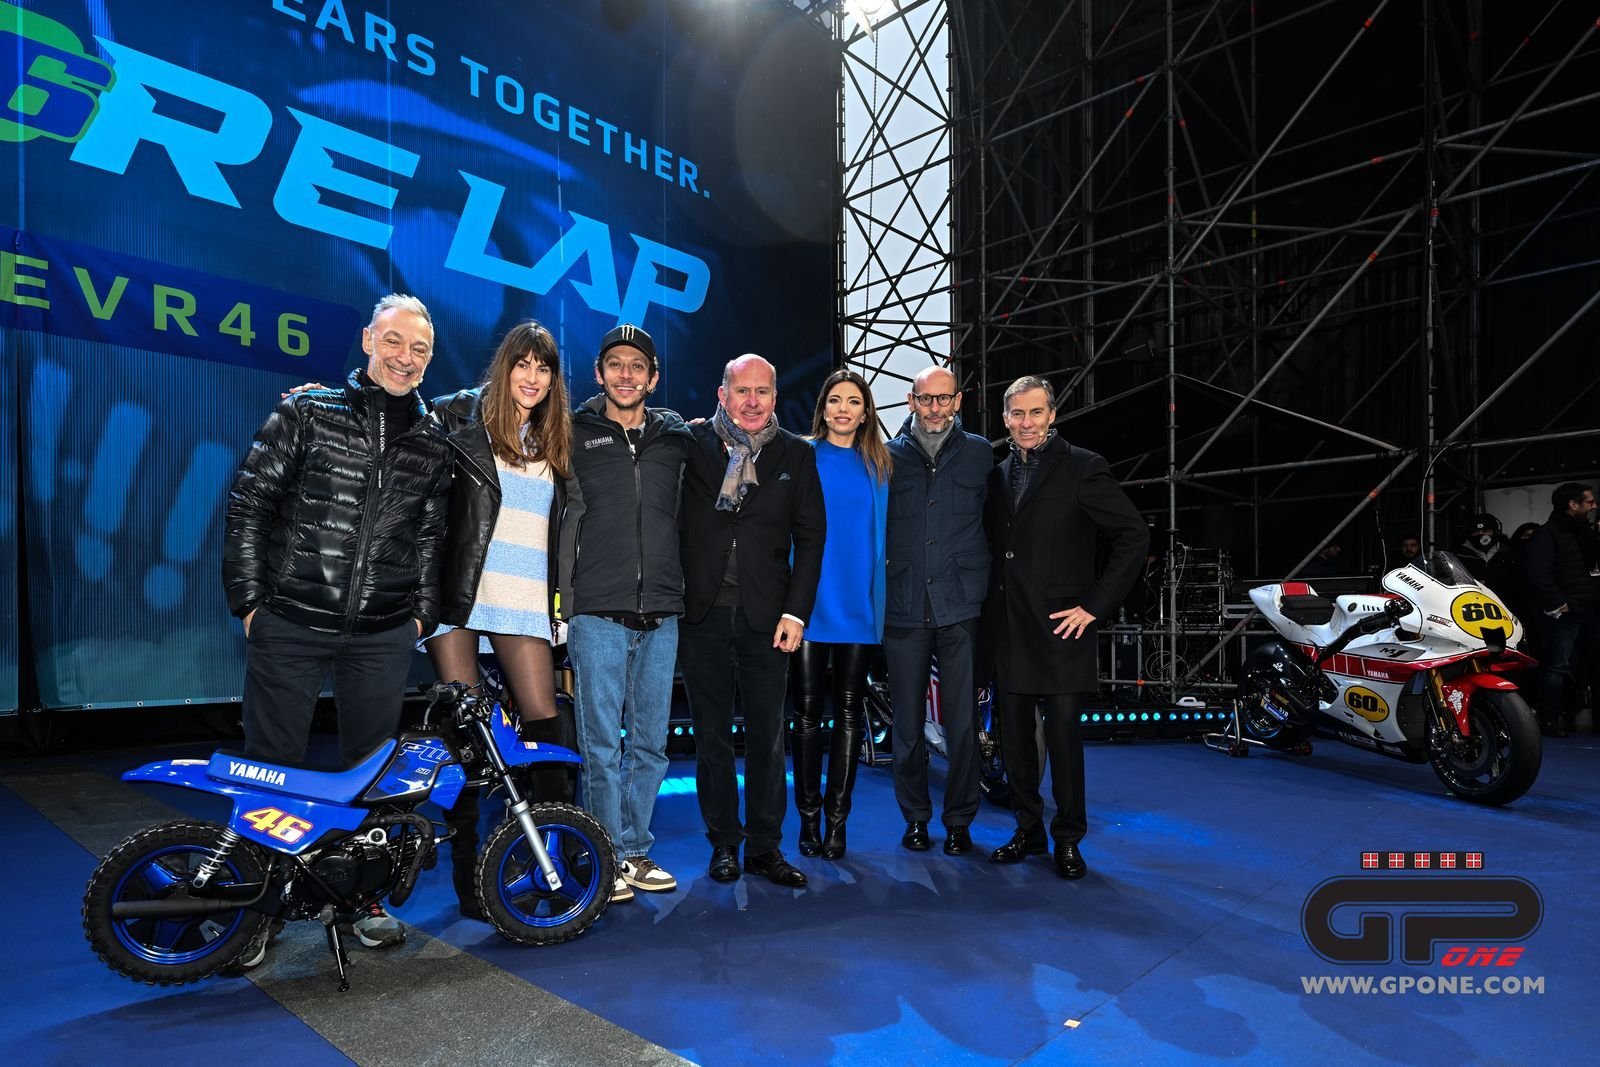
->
xmin=680 ymin=422 xmax=827 ymax=632
xmin=983 ymin=435 xmax=1148 ymax=694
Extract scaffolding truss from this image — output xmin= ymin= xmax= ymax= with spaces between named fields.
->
xmin=830 ymin=0 xmax=1600 ymax=697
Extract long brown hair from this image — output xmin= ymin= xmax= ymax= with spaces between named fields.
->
xmin=479 ymin=321 xmax=571 ymax=478
xmin=809 ymin=368 xmax=891 ymax=483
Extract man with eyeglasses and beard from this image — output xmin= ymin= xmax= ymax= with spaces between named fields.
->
xmin=1525 ymin=483 xmax=1600 ymax=736
xmin=883 ymin=365 xmax=993 ymax=857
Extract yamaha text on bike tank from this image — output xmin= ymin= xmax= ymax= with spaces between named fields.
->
xmin=81 ymin=682 xmax=616 ymax=989
xmin=1211 ymin=551 xmax=1542 ymax=806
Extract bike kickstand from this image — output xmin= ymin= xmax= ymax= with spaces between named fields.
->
xmin=320 ymin=906 xmax=352 ymax=992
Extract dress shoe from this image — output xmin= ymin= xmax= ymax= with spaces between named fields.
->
xmin=1054 ymin=842 xmax=1088 ymax=879
xmin=744 ymin=850 xmax=808 ymax=887
xmin=943 ymin=825 xmax=973 ymax=855
xmin=797 ymin=814 xmax=823 ymax=857
xmin=989 ymin=830 xmax=1048 ymax=864
xmin=901 ymin=821 xmax=931 ymax=851
xmin=821 ymin=818 xmax=848 ymax=860
xmin=709 ymin=845 xmax=741 ymax=883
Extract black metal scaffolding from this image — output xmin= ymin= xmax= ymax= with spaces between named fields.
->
xmin=830 ymin=0 xmax=1600 ymax=696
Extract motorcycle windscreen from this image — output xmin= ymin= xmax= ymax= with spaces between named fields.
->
xmin=1382 ymin=552 xmax=1522 ymax=651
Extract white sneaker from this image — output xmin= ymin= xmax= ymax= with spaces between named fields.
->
xmin=611 ymin=875 xmax=635 ymax=903
xmin=622 ymin=857 xmax=678 ymax=892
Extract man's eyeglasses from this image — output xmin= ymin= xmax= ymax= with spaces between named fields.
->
xmin=912 ymin=393 xmax=957 ymax=408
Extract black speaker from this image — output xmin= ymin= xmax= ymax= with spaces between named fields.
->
xmin=1195 ymin=501 xmax=1235 ymax=550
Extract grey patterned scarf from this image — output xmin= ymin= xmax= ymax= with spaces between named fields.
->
xmin=712 ymin=405 xmax=780 ymax=511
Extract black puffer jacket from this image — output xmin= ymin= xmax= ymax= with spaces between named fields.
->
xmin=559 ymin=395 xmax=694 ymax=618
xmin=223 ymin=371 xmax=453 ymax=635
xmin=432 ymin=388 xmax=564 ymax=627
xmin=1525 ymin=510 xmax=1600 ymax=612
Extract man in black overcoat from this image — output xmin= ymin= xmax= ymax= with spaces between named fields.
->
xmin=983 ymin=376 xmax=1148 ymax=879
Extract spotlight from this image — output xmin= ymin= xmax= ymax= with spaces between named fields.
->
xmin=844 ymin=0 xmax=897 ymax=34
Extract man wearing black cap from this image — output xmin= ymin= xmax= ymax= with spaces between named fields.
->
xmin=561 ymin=324 xmax=695 ymax=902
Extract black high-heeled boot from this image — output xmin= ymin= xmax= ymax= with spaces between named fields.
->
xmin=519 ymin=713 xmax=575 ymax=803
xmin=820 ymin=724 xmax=864 ymax=860
xmin=791 ymin=720 xmax=825 ymax=856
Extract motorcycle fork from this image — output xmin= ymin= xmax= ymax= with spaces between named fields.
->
xmin=1422 ymin=670 xmax=1458 ymax=745
xmin=470 ymin=719 xmax=564 ymax=891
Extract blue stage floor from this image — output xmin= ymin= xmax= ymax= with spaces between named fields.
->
xmin=2 ymin=729 xmax=1594 ymax=1065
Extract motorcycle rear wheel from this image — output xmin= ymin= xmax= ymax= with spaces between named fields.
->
xmin=82 ymin=820 xmax=269 ymax=985
xmin=1430 ymin=689 xmax=1542 ymax=806
xmin=477 ymin=803 xmax=614 ymax=945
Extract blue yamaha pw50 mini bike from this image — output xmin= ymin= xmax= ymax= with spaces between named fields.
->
xmin=82 ymin=682 xmax=615 ymax=989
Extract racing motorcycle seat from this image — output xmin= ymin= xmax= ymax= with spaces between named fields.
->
xmin=1279 ymin=593 xmax=1337 ymax=626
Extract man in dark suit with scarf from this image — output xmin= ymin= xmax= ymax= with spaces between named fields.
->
xmin=679 ymin=354 xmax=826 ymax=886
xmin=983 ymin=375 xmax=1148 ymax=879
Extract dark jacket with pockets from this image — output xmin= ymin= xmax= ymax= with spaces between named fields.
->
xmin=679 ymin=421 xmax=827 ymax=632
xmin=430 ymin=387 xmax=565 ymax=628
xmin=560 ymin=394 xmax=694 ymax=619
xmin=884 ymin=415 xmax=992 ymax=629
xmin=1525 ymin=510 xmax=1600 ymax=613
xmin=223 ymin=370 xmax=453 ymax=635
xmin=983 ymin=435 xmax=1148 ymax=693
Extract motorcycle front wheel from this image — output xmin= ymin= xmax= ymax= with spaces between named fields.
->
xmin=477 ymin=803 xmax=614 ymax=945
xmin=82 ymin=820 xmax=270 ymax=985
xmin=1430 ymin=689 xmax=1543 ymax=806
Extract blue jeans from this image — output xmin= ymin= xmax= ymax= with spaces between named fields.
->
xmin=569 ymin=614 xmax=679 ymax=860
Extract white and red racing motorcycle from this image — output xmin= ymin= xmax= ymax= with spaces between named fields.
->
xmin=1214 ymin=551 xmax=1542 ymax=805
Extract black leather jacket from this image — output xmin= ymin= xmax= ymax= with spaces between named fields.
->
xmin=432 ymin=388 xmax=564 ymax=627
xmin=223 ymin=371 xmax=453 ymax=635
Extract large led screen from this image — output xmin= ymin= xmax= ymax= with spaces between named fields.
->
xmin=1 ymin=0 xmax=838 ymax=710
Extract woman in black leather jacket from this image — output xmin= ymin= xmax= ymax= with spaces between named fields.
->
xmin=426 ymin=321 xmax=574 ymax=920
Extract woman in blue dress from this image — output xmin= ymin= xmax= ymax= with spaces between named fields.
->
xmin=791 ymin=369 xmax=890 ymax=858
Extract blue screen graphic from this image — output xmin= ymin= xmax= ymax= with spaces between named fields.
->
xmin=1 ymin=0 xmax=837 ymax=711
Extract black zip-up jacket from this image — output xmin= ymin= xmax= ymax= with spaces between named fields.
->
xmin=559 ymin=395 xmax=694 ymax=618
xmin=431 ymin=388 xmax=565 ymax=627
xmin=223 ymin=370 xmax=453 ymax=635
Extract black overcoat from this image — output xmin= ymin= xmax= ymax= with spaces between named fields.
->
xmin=983 ymin=435 xmax=1149 ymax=694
